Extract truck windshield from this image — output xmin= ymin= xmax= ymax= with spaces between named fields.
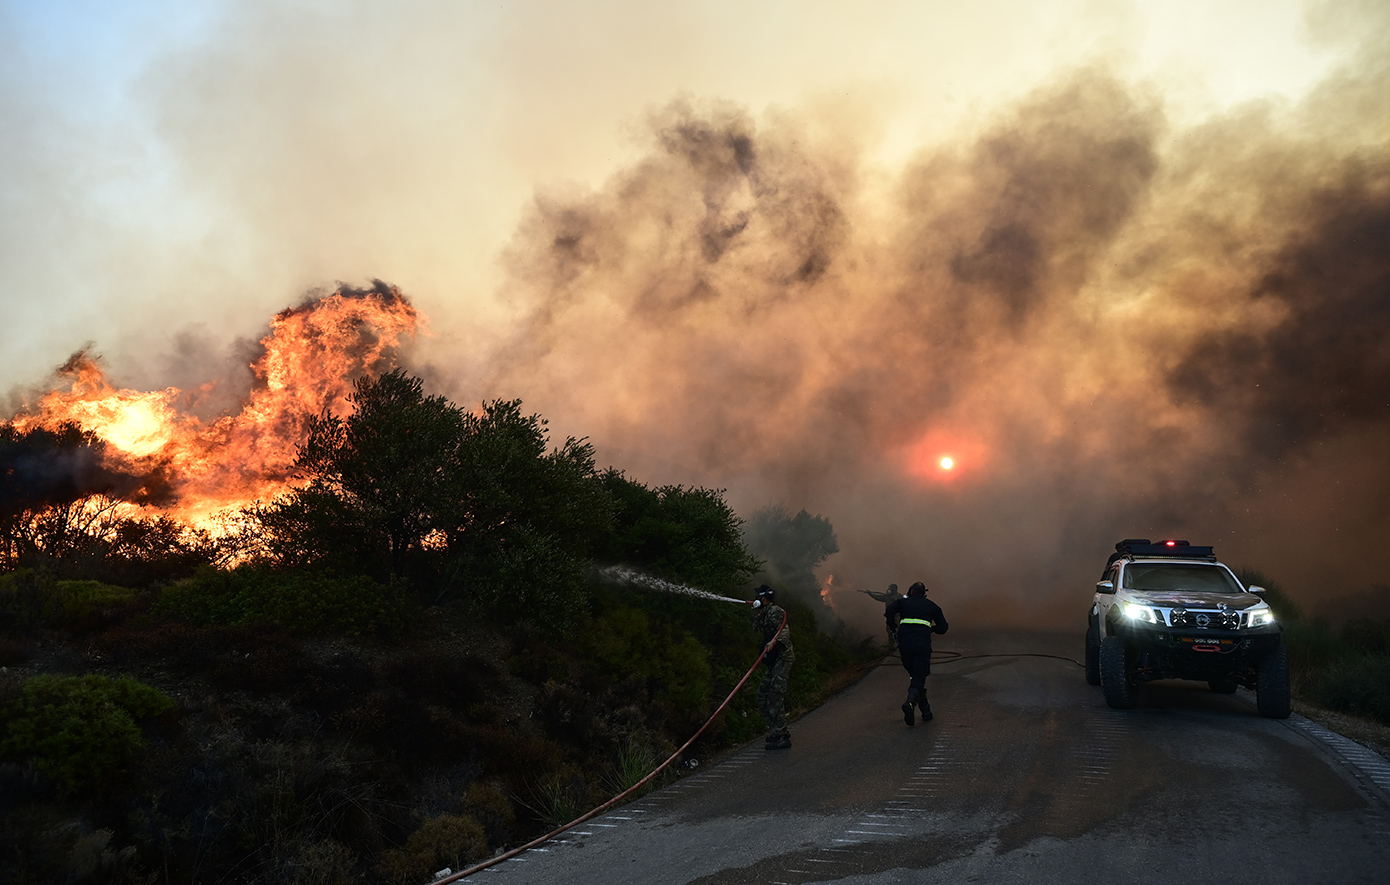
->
xmin=1122 ymin=563 xmax=1243 ymax=594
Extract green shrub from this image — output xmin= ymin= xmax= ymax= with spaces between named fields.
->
xmin=601 ymin=736 xmax=662 ymax=797
xmin=0 ymin=673 xmax=173 ymax=792
xmin=1244 ymin=569 xmax=1390 ymax=726
xmin=0 ymin=573 xmax=147 ymax=634
xmin=0 ymin=569 xmax=65 ymax=630
xmin=57 ymin=579 xmax=143 ymax=618
xmin=154 ymin=566 xmax=419 ymax=639
xmin=460 ymin=525 xmax=593 ymax=633
xmin=597 ymin=471 xmax=761 ymax=595
xmin=1282 ymin=616 xmax=1345 ymax=672
xmin=515 ymin=770 xmax=592 ymax=830
xmin=583 ymin=603 xmax=712 ymax=711
xmin=375 ymin=813 xmax=488 ymax=884
xmin=463 ymin=780 xmax=518 ymax=848
xmin=289 ymin=839 xmax=359 ymax=885
xmin=1341 ymin=617 xmax=1390 ymax=655
xmin=1304 ymin=656 xmax=1390 ymax=724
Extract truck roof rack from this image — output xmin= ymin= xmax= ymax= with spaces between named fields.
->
xmin=1114 ymin=539 xmax=1214 ymax=558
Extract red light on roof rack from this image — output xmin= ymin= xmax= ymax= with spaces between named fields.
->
xmin=1113 ymin=539 xmax=1212 ymax=557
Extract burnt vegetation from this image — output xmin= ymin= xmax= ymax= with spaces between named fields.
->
xmin=0 ymin=371 xmax=865 ymax=884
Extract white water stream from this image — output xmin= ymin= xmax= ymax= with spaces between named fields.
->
xmin=594 ymin=565 xmax=749 ymax=605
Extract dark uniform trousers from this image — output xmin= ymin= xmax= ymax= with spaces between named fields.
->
xmin=886 ymin=595 xmax=948 ymax=708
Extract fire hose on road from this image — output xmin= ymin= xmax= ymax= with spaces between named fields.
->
xmin=431 ymin=606 xmax=785 ymax=884
xmin=430 ymin=583 xmax=1084 ymax=884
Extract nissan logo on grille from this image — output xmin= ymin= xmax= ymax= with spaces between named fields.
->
xmin=1196 ymin=613 xmax=1210 ymax=627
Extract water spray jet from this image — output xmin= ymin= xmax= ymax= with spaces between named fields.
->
xmin=593 ymin=564 xmax=750 ymax=604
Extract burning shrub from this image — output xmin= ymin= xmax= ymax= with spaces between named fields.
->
xmin=0 ymin=421 xmax=207 ymax=584
xmin=154 ymin=565 xmax=418 ymax=639
xmin=0 ymin=673 xmax=173 ymax=793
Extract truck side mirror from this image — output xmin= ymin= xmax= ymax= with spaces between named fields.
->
xmin=1096 ymin=580 xmax=1115 ymax=595
xmin=1248 ymin=585 xmax=1266 ymax=595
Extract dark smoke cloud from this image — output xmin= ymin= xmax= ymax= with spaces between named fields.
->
xmin=1172 ymin=174 xmax=1390 ymax=458
xmin=474 ymin=60 xmax=1390 ymax=633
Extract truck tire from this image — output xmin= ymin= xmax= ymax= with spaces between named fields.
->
xmin=1256 ymin=644 xmax=1292 ymax=719
xmin=1100 ymin=635 xmax=1133 ymax=709
xmin=1085 ymin=622 xmax=1101 ymax=686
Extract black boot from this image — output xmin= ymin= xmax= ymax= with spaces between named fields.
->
xmin=918 ymin=701 xmax=933 ymax=722
xmin=902 ymin=691 xmax=916 ymax=727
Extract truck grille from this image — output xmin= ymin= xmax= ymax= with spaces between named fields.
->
xmin=1169 ymin=608 xmax=1240 ymax=630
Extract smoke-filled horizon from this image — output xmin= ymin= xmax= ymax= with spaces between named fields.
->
xmin=3 ymin=0 xmax=1387 ymax=634
xmin=460 ymin=52 xmax=1389 ymax=633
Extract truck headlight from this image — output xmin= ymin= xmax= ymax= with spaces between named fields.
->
xmin=1247 ymin=608 xmax=1278 ymax=628
xmin=1123 ymin=603 xmax=1159 ymax=624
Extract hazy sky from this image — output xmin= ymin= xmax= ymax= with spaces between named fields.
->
xmin=3 ymin=0 xmax=1386 ymax=631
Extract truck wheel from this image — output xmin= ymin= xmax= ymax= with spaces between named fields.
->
xmin=1256 ymin=644 xmax=1292 ymax=719
xmin=1100 ymin=635 xmax=1133 ymax=709
xmin=1207 ymin=676 xmax=1238 ymax=694
xmin=1085 ymin=622 xmax=1101 ymax=686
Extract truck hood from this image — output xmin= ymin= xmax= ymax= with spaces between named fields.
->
xmin=1122 ymin=590 xmax=1263 ymax=611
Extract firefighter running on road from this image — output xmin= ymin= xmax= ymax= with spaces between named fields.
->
xmin=752 ymin=584 xmax=794 ymax=750
xmin=885 ymin=581 xmax=948 ymax=726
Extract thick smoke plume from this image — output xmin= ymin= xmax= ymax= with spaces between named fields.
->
xmin=5 ymin=4 xmax=1387 ymax=636
xmin=478 ymin=60 xmax=1389 ymax=632
xmin=743 ymin=507 xmax=841 ymax=632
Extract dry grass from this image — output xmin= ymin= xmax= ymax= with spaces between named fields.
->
xmin=1294 ymin=700 xmax=1390 ymax=759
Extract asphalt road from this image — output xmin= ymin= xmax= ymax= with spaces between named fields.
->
xmin=468 ymin=630 xmax=1390 ymax=885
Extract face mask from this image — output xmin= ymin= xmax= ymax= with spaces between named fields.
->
xmin=752 ymin=599 xmax=764 ymax=609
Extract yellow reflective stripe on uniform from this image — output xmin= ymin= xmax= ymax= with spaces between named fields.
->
xmin=899 ymin=618 xmax=934 ymax=626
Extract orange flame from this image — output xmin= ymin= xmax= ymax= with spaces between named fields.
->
xmin=10 ymin=286 xmax=420 ymax=525
xmin=820 ymin=573 xmax=841 ymax=616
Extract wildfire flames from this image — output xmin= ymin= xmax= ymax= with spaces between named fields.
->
xmin=9 ymin=284 xmax=419 ymax=525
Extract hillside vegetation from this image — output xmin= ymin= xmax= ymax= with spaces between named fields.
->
xmin=1240 ymin=569 xmax=1390 ymax=729
xmin=0 ymin=371 xmax=869 ymax=884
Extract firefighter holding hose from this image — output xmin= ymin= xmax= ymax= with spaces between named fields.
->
xmin=861 ymin=583 xmax=903 ymax=639
xmin=751 ymin=584 xmax=794 ymax=750
xmin=885 ymin=581 xmax=948 ymax=726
